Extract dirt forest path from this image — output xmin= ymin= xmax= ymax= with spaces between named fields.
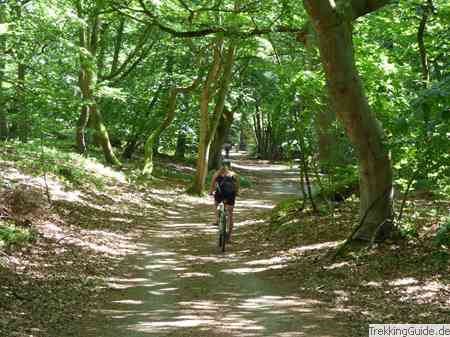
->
xmin=80 ymin=155 xmax=349 ymax=337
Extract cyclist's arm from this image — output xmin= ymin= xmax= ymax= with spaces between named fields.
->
xmin=209 ymin=172 xmax=219 ymax=194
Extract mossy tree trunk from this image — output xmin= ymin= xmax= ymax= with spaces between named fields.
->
xmin=142 ymin=75 xmax=200 ymax=175
xmin=191 ymin=39 xmax=237 ymax=194
xmin=75 ymin=0 xmax=120 ymax=165
xmin=304 ymin=0 xmax=394 ymax=241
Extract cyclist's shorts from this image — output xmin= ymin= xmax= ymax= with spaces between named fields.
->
xmin=215 ymin=192 xmax=236 ymax=206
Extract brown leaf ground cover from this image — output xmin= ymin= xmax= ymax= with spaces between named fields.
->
xmin=1 ymin=148 xmax=449 ymax=337
xmin=240 ymin=198 xmax=449 ymax=336
xmin=0 ymin=151 xmax=171 ymax=337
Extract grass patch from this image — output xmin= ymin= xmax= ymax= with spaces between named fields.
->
xmin=270 ymin=198 xmax=303 ymax=228
xmin=153 ymin=166 xmax=193 ymax=182
xmin=0 ymin=140 xmax=119 ymax=190
xmin=0 ymin=222 xmax=37 ymax=248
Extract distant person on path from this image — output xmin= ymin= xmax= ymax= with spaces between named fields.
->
xmin=223 ymin=142 xmax=232 ymax=159
xmin=209 ymin=159 xmax=240 ymax=243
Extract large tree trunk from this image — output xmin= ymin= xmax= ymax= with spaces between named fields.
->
xmin=191 ymin=38 xmax=235 ymax=194
xmin=191 ymin=42 xmax=223 ymax=193
xmin=0 ymin=5 xmax=7 ymax=141
xmin=89 ymin=103 xmax=119 ymax=165
xmin=304 ymin=0 xmax=394 ymax=241
xmin=75 ymin=4 xmax=119 ymax=165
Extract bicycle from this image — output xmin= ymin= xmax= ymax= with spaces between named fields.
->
xmin=217 ymin=201 xmax=229 ymax=253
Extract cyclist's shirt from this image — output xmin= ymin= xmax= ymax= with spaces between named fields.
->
xmin=215 ymin=174 xmax=237 ymax=206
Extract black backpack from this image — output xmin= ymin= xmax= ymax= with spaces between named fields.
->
xmin=218 ymin=175 xmax=236 ymax=195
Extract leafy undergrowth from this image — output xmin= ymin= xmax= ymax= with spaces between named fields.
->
xmin=242 ymin=197 xmax=450 ymax=337
xmin=0 ymin=143 xmax=177 ymax=337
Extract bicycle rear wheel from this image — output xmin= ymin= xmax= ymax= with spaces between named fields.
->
xmin=218 ymin=206 xmax=227 ymax=252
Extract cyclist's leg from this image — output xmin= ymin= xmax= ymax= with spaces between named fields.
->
xmin=213 ymin=193 xmax=223 ymax=225
xmin=224 ymin=194 xmax=235 ymax=241
xmin=226 ymin=205 xmax=234 ymax=241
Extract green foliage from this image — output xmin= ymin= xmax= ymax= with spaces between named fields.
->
xmin=0 ymin=222 xmax=37 ymax=247
xmin=270 ymin=198 xmax=303 ymax=233
xmin=1 ymin=141 xmax=109 ymax=190
xmin=434 ymin=217 xmax=450 ymax=247
xmin=398 ymin=221 xmax=419 ymax=240
xmin=430 ymin=251 xmax=449 ymax=269
xmin=318 ymin=165 xmax=359 ymax=202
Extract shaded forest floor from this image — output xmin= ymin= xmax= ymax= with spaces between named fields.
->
xmin=0 ymin=143 xmax=449 ymax=336
xmin=244 ymin=199 xmax=450 ymax=335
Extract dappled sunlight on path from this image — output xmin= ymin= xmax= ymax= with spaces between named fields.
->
xmin=80 ymin=157 xmax=350 ymax=337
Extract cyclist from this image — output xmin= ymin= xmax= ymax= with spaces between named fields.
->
xmin=209 ymin=159 xmax=240 ymax=243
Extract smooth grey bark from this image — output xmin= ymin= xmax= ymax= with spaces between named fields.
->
xmin=304 ymin=0 xmax=394 ymax=241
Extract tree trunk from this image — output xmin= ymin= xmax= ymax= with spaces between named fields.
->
xmin=191 ymin=39 xmax=224 ymax=193
xmin=253 ymin=104 xmax=263 ymax=157
xmin=175 ymin=130 xmax=187 ymax=160
xmin=417 ymin=0 xmax=433 ymax=87
xmin=142 ymin=72 xmax=200 ymax=175
xmin=192 ymin=39 xmax=236 ymax=194
xmin=0 ymin=5 xmax=7 ymax=141
xmin=75 ymin=4 xmax=119 ymax=165
xmin=13 ymin=5 xmax=29 ymax=142
xmin=90 ymin=103 xmax=120 ymax=165
xmin=304 ymin=0 xmax=394 ymax=241
xmin=16 ymin=62 xmax=28 ymax=142
xmin=76 ymin=66 xmax=90 ymax=154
